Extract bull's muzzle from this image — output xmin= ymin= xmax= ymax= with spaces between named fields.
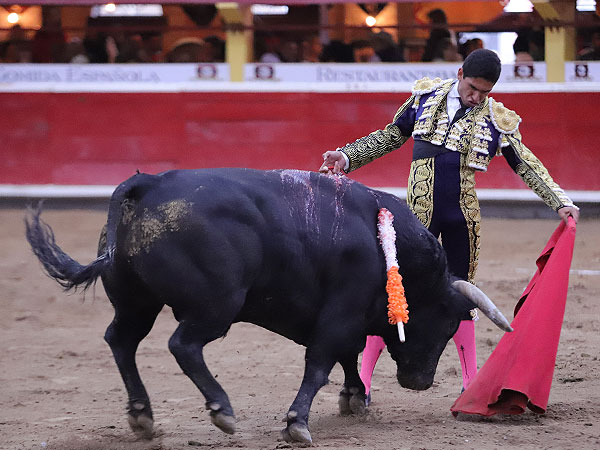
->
xmin=396 ymin=370 xmax=434 ymax=391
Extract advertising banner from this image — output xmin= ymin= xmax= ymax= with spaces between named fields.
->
xmin=0 ymin=63 xmax=230 ymax=90
xmin=565 ymin=61 xmax=600 ymax=82
xmin=244 ymin=62 xmax=547 ymax=84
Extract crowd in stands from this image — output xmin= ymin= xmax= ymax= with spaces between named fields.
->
xmin=2 ymin=5 xmax=599 ymax=65
xmin=577 ymin=28 xmax=600 ymax=61
xmin=0 ymin=23 xmax=227 ymax=64
xmin=256 ymin=31 xmax=406 ymax=64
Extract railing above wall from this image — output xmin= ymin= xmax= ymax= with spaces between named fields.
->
xmin=11 ymin=0 xmax=502 ymax=5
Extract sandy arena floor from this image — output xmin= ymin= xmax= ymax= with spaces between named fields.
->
xmin=1 ymin=208 xmax=599 ymax=450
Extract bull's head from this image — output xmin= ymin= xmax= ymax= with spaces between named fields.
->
xmin=384 ymin=279 xmax=512 ymax=391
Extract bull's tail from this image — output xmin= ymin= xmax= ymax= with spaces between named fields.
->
xmin=25 ymin=204 xmax=111 ymax=292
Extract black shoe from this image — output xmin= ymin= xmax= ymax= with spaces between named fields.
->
xmin=365 ymin=392 xmax=371 ymax=406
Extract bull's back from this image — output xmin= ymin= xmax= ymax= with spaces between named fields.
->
xmin=112 ymin=167 xmax=432 ymax=283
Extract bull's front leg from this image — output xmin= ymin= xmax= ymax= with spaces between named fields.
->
xmin=282 ymin=347 xmax=336 ymax=445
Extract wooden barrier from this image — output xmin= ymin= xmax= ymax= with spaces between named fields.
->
xmin=2 ymin=91 xmax=599 ymax=191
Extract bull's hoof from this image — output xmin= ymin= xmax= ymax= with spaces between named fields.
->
xmin=281 ymin=423 xmax=312 ymax=444
xmin=349 ymin=391 xmax=367 ymax=415
xmin=338 ymin=387 xmax=367 ymax=416
xmin=209 ymin=410 xmax=236 ymax=434
xmin=127 ymin=412 xmax=154 ymax=440
xmin=338 ymin=391 xmax=351 ymax=416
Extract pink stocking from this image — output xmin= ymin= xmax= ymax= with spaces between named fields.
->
xmin=453 ymin=319 xmax=477 ymax=390
xmin=359 ymin=335 xmax=386 ymax=395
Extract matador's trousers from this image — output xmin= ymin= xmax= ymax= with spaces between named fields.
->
xmin=407 ymin=151 xmax=481 ymax=283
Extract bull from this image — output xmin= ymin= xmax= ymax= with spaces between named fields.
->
xmin=25 ymin=168 xmax=512 ymax=444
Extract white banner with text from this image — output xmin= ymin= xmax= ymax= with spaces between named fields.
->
xmin=244 ymin=62 xmax=548 ymax=83
xmin=0 ymin=63 xmax=230 ymax=86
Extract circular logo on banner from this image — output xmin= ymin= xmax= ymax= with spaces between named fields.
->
xmin=514 ymin=64 xmax=534 ymax=79
xmin=575 ymin=63 xmax=589 ymax=79
xmin=255 ymin=64 xmax=275 ymax=80
xmin=197 ymin=64 xmax=217 ymax=80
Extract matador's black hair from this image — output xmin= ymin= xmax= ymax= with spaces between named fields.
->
xmin=462 ymin=49 xmax=501 ymax=84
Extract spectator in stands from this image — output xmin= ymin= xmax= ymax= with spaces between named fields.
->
xmin=0 ymin=25 xmax=32 ymax=63
xmin=528 ymin=29 xmax=545 ymax=61
xmin=115 ymin=34 xmax=149 ymax=63
xmin=83 ymin=31 xmax=110 ymax=63
xmin=203 ymin=35 xmax=225 ymax=62
xmin=63 ymin=37 xmax=90 ymax=64
xmin=351 ymin=40 xmax=381 ymax=63
xmin=578 ymin=28 xmax=600 ymax=61
xmin=166 ymin=38 xmax=204 ymax=63
xmin=140 ymin=33 xmax=164 ymax=63
xmin=301 ymin=35 xmax=323 ymax=62
xmin=31 ymin=5 xmax=66 ymax=63
xmin=459 ymin=38 xmax=483 ymax=60
xmin=370 ymin=30 xmax=405 ymax=62
xmin=258 ymin=35 xmax=283 ymax=63
xmin=513 ymin=32 xmax=534 ymax=63
xmin=422 ymin=8 xmax=456 ymax=62
xmin=320 ymin=40 xmax=353 ymax=63
xmin=431 ymin=37 xmax=463 ymax=62
xmin=278 ymin=40 xmax=300 ymax=63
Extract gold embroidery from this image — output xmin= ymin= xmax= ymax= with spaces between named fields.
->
xmin=490 ymin=99 xmax=521 ymax=134
xmin=508 ymin=133 xmax=574 ymax=210
xmin=458 ymin=154 xmax=481 ymax=283
xmin=515 ymin=163 xmax=563 ymax=211
xmin=412 ymin=77 xmax=444 ymax=95
xmin=412 ymin=81 xmax=453 ymax=138
xmin=407 ymin=158 xmax=434 ymax=228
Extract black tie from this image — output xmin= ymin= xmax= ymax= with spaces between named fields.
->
xmin=452 ymin=99 xmax=468 ymax=124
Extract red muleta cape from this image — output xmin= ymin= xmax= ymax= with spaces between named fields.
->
xmin=451 ymin=218 xmax=577 ymax=416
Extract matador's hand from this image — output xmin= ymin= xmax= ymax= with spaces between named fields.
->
xmin=319 ymin=151 xmax=346 ymax=175
xmin=558 ymin=206 xmax=579 ymax=224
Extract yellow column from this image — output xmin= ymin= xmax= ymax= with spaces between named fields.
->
xmin=216 ymin=3 xmax=252 ymax=82
xmin=532 ymin=0 xmax=576 ymax=82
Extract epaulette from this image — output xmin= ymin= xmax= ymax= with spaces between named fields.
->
xmin=412 ymin=77 xmax=445 ymax=95
xmin=489 ymin=98 xmax=521 ymax=134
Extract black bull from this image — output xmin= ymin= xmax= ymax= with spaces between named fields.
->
xmin=26 ymin=168 xmax=512 ymax=444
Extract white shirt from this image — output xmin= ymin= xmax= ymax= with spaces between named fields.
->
xmin=338 ymin=80 xmax=469 ymax=171
xmin=447 ymin=80 xmax=470 ymax=121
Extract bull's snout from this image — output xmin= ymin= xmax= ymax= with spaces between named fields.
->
xmin=397 ymin=370 xmax=433 ymax=391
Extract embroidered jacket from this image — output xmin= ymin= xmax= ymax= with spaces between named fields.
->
xmin=339 ymin=77 xmax=574 ymax=211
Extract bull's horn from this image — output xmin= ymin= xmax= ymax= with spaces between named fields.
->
xmin=452 ymin=280 xmax=513 ymax=332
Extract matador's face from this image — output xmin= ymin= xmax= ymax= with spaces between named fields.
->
xmin=456 ymin=67 xmax=495 ymax=108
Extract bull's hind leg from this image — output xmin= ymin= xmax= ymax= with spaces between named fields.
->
xmin=168 ymin=319 xmax=236 ymax=435
xmin=104 ymin=301 xmax=164 ymax=439
xmin=338 ymin=354 xmax=368 ymax=416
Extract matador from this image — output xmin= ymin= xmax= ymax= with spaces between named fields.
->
xmin=319 ymin=49 xmax=579 ymax=400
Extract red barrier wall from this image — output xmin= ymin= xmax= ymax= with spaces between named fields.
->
xmin=2 ymin=91 xmax=599 ymax=190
